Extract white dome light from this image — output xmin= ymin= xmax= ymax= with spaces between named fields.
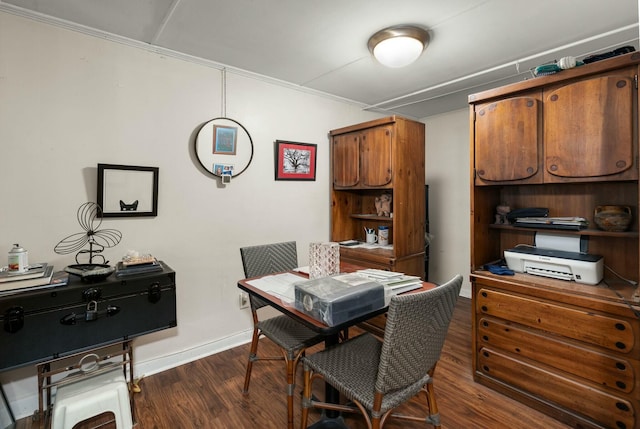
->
xmin=368 ymin=26 xmax=430 ymax=68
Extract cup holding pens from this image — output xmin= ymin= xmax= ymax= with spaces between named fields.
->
xmin=364 ymin=227 xmax=378 ymax=244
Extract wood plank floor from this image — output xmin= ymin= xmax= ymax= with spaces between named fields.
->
xmin=18 ymin=297 xmax=572 ymax=428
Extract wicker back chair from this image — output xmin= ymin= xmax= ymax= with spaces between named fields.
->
xmin=300 ymin=274 xmax=463 ymax=429
xmin=239 ymin=241 xmax=325 ymax=429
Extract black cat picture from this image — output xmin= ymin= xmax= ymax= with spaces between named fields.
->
xmin=119 ymin=200 xmax=139 ymax=211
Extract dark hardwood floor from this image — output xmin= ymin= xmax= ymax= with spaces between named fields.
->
xmin=18 ymin=297 xmax=572 ymax=428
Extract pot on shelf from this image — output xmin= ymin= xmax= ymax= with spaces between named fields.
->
xmin=594 ymin=205 xmax=632 ymax=232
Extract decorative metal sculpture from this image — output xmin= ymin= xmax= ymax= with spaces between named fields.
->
xmin=54 ymin=202 xmax=122 ymax=281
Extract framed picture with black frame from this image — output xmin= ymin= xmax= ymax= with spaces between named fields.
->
xmin=274 ymin=140 xmax=317 ymax=181
xmin=97 ymin=164 xmax=159 ymax=217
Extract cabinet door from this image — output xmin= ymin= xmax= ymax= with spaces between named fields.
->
xmin=332 ymin=133 xmax=360 ymax=187
xmin=360 ymin=126 xmax=393 ymax=187
xmin=474 ymin=96 xmax=541 ymax=184
xmin=545 ymin=71 xmax=636 ymax=181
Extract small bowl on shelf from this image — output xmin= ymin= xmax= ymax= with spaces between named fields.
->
xmin=593 ymin=205 xmax=632 ymax=232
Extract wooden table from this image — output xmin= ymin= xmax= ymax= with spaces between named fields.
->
xmin=237 ymin=263 xmax=435 ymax=428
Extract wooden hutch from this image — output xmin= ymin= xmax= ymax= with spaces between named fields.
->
xmin=330 ymin=116 xmax=426 ymax=335
xmin=469 ymin=52 xmax=640 ymax=429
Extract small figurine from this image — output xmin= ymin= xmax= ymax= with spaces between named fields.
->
xmin=495 ymin=203 xmax=511 ymax=224
xmin=375 ymin=193 xmax=392 ymax=217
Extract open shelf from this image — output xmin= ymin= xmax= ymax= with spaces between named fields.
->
xmin=350 ymin=214 xmax=394 ymax=222
xmin=489 ymin=223 xmax=639 ymax=238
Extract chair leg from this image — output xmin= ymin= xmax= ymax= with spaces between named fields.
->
xmin=286 ymin=356 xmax=296 ymax=429
xmin=242 ymin=327 xmax=261 ymax=394
xmin=424 ymin=380 xmax=441 ymax=429
xmin=300 ymin=367 xmax=311 ymax=429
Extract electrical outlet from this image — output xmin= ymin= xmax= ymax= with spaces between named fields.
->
xmin=239 ymin=292 xmax=249 ymax=309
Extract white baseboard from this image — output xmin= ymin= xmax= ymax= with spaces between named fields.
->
xmin=5 ymin=329 xmax=252 ymax=421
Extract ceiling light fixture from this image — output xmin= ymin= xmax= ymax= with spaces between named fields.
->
xmin=368 ymin=25 xmax=430 ymax=68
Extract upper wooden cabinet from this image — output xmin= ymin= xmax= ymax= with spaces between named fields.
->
xmin=544 ymin=68 xmax=636 ymax=181
xmin=332 ymin=124 xmax=393 ymax=189
xmin=474 ymin=94 xmax=542 ymax=184
xmin=473 ymin=63 xmax=638 ymax=185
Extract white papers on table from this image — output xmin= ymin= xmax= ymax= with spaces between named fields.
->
xmin=293 ymin=266 xmax=310 ymax=275
xmin=246 ymin=272 xmax=304 ymax=304
xmin=353 ymin=269 xmax=423 ymax=304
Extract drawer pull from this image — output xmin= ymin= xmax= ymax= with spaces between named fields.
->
xmin=615 ymin=362 xmax=627 ymax=371
xmin=615 ymin=342 xmax=627 ymax=350
xmin=616 ymin=402 xmax=630 ymax=412
xmin=616 ymin=381 xmax=627 ymax=390
xmin=614 ymin=323 xmax=626 ymax=331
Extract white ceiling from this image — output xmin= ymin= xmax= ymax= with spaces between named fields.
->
xmin=2 ymin=0 xmax=639 ymax=118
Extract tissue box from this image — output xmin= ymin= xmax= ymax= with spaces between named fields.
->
xmin=294 ymin=274 xmax=385 ymax=326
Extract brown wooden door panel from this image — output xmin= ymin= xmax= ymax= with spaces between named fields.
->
xmin=478 ymin=316 xmax=636 ymax=394
xmin=478 ymin=347 xmax=635 ymax=429
xmin=475 ymin=97 xmax=541 ymax=183
xmin=332 ymin=133 xmax=359 ymax=187
xmin=545 ymin=74 xmax=634 ymax=179
xmin=360 ymin=126 xmax=392 ymax=187
xmin=476 ymin=288 xmax=636 ymax=354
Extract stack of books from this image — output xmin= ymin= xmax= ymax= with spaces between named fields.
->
xmin=353 ymin=269 xmax=423 ymax=294
xmin=0 ymin=263 xmax=63 ymax=294
xmin=514 ymin=216 xmax=588 ymax=230
xmin=115 ymin=256 xmax=163 ymax=278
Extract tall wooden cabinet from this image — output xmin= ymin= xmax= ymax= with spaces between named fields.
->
xmin=469 ymin=52 xmax=640 ymax=429
xmin=330 ymin=116 xmax=425 ymax=279
xmin=330 ymin=116 xmax=426 ymax=335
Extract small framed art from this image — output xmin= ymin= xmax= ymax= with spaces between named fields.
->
xmin=97 ymin=164 xmax=159 ymax=217
xmin=274 ymin=140 xmax=317 ymax=181
xmin=213 ymin=124 xmax=237 ymax=155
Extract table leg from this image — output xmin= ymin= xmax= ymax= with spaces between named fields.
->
xmin=307 ymin=333 xmax=349 ymax=429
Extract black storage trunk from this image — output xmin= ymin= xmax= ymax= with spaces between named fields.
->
xmin=0 ymin=261 xmax=177 ymax=371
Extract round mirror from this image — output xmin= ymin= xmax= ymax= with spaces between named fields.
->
xmin=194 ymin=117 xmax=254 ymax=178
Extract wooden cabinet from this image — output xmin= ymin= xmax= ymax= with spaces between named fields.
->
xmin=474 ymin=92 xmax=542 ymax=184
xmin=330 ymin=116 xmax=426 ymax=336
xmin=330 ymin=116 xmax=425 ymax=277
xmin=332 ymin=125 xmax=393 ymax=188
xmin=544 ymin=68 xmax=636 ymax=182
xmin=473 ymin=64 xmax=638 ymax=186
xmin=469 ymin=52 xmax=640 ymax=429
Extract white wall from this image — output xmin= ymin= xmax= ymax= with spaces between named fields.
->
xmin=423 ymin=109 xmax=471 ymax=297
xmin=0 ymin=12 xmax=385 ymax=418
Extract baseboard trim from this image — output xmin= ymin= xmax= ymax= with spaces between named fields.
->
xmin=5 ymin=329 xmax=253 ymax=420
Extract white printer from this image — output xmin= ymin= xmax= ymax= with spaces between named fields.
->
xmin=504 ymin=233 xmax=603 ymax=285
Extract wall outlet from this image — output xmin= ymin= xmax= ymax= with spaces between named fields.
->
xmin=239 ymin=292 xmax=249 ymax=309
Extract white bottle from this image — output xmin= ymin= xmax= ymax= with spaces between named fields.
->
xmin=8 ymin=244 xmax=28 ymax=273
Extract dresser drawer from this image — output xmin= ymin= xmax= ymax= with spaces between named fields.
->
xmin=478 ymin=316 xmax=637 ymax=394
xmin=476 ymin=287 xmax=637 ymax=354
xmin=478 ymin=346 xmax=635 ymax=429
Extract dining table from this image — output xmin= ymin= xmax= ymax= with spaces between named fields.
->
xmin=237 ymin=262 xmax=436 ymax=429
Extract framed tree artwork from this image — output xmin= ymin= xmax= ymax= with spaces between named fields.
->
xmin=274 ymin=140 xmax=317 ymax=181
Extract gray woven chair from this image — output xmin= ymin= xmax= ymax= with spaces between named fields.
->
xmin=240 ymin=241 xmax=325 ymax=429
xmin=300 ymin=274 xmax=463 ymax=429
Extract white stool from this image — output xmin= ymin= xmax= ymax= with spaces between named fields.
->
xmin=52 ymin=368 xmax=133 ymax=429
